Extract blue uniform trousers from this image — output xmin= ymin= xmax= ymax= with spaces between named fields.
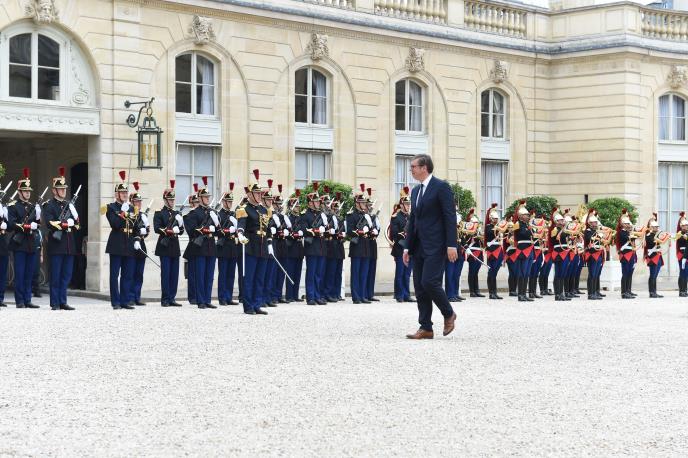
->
xmin=218 ymin=257 xmax=237 ymax=303
xmin=395 ymin=255 xmax=413 ymax=300
xmin=350 ymin=257 xmax=370 ymax=302
xmin=126 ymin=256 xmax=145 ymax=303
xmin=243 ymin=254 xmax=266 ymax=312
xmin=109 ymin=254 xmax=132 ymax=307
xmin=49 ymin=254 xmax=74 ymax=307
xmin=187 ymin=259 xmax=196 ymax=304
xmin=324 ymin=257 xmax=339 ymax=299
xmin=284 ymin=257 xmax=303 ymax=301
xmin=160 ymin=256 xmax=180 ymax=304
xmin=0 ymin=255 xmax=8 ymax=304
xmin=366 ymin=258 xmax=377 ymax=300
xmin=305 ymin=255 xmax=325 ymax=301
xmin=273 ymin=257 xmax=286 ymax=301
xmin=194 ymin=255 xmax=215 ymax=305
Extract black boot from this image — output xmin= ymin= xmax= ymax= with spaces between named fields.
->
xmin=517 ymin=277 xmax=527 ymax=302
xmin=539 ymin=276 xmax=552 ymax=296
xmin=508 ymin=275 xmax=517 ymax=297
xmin=596 ymin=277 xmax=605 ymax=297
xmin=529 ymin=277 xmax=542 ymax=299
xmin=574 ymin=274 xmax=582 ymax=295
xmin=621 ymin=275 xmax=631 ymax=299
xmin=473 ymin=275 xmax=485 ymax=298
xmin=568 ymin=277 xmax=579 ymax=297
xmin=489 ymin=277 xmax=502 ymax=300
xmin=554 ymin=278 xmax=563 ymax=301
xmin=560 ymin=278 xmax=571 ymax=301
xmin=587 ymin=276 xmax=595 ymax=300
xmin=680 ymin=277 xmax=688 ymax=297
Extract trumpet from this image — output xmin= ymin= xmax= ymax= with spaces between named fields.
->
xmin=675 ymin=231 xmax=688 ymax=241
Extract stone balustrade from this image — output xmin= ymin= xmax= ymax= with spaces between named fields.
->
xmin=464 ymin=1 xmax=527 ymax=38
xmin=301 ymin=0 xmax=355 ymax=9
xmin=373 ymin=0 xmax=448 ymax=24
xmin=641 ymin=8 xmax=688 ymax=41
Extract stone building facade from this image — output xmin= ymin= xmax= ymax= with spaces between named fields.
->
xmin=1 ymin=0 xmax=688 ymax=290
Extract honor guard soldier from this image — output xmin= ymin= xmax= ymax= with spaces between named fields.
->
xmin=319 ymin=187 xmax=334 ymax=301
xmin=104 ymin=171 xmax=135 ymax=310
xmin=270 ymin=184 xmax=289 ymax=304
xmin=644 ymin=213 xmax=664 ymax=298
xmin=301 ymin=182 xmax=328 ymax=305
xmin=538 ymin=213 xmax=554 ymax=296
xmin=346 ymin=184 xmax=372 ymax=304
xmin=0 ymin=183 xmax=8 ymax=307
xmin=528 ymin=211 xmax=546 ymax=299
xmin=365 ymin=188 xmax=381 ymax=302
xmin=548 ymin=208 xmax=570 ymax=301
xmin=326 ymin=192 xmax=346 ymax=302
xmin=561 ymin=210 xmax=579 ymax=299
xmin=391 ymin=187 xmax=412 ymax=302
xmin=8 ymin=168 xmax=43 ymax=308
xmin=43 ymin=166 xmax=79 ymax=310
xmin=235 ymin=169 xmax=271 ymax=315
xmin=127 ymin=182 xmax=150 ymax=306
xmin=445 ymin=201 xmax=465 ymax=302
xmin=512 ymin=201 xmax=534 ymax=302
xmin=261 ymin=180 xmax=279 ymax=308
xmin=186 ymin=176 xmax=218 ymax=309
xmin=284 ymin=190 xmax=304 ymax=303
xmin=484 ymin=203 xmax=504 ymax=300
xmin=616 ymin=209 xmax=638 ymax=299
xmin=183 ymin=188 xmax=200 ymax=304
xmin=216 ymin=182 xmax=239 ymax=306
xmin=583 ymin=209 xmax=604 ymax=300
xmin=154 ymin=180 xmax=184 ymax=307
xmin=464 ymin=209 xmax=485 ymax=298
xmin=676 ymin=213 xmax=688 ymax=297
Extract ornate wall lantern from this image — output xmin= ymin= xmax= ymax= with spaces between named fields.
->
xmin=125 ymin=97 xmax=163 ymax=169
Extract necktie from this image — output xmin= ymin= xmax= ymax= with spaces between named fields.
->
xmin=417 ymin=184 xmax=424 ymax=207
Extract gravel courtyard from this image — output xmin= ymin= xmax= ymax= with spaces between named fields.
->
xmin=1 ymin=293 xmax=688 ymax=457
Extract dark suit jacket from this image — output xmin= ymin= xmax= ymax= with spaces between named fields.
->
xmin=405 ymin=175 xmax=457 ymax=257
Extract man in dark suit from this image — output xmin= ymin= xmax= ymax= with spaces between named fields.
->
xmin=403 ymin=154 xmax=458 ymax=339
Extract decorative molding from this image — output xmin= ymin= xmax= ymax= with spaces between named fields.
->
xmin=25 ymin=0 xmax=59 ymax=24
xmin=490 ymin=60 xmax=509 ymax=84
xmin=69 ymin=42 xmax=90 ymax=106
xmin=668 ymin=64 xmax=688 ymax=89
xmin=306 ymin=33 xmax=329 ymax=61
xmin=405 ymin=47 xmax=425 ymax=73
xmin=189 ymin=15 xmax=216 ymax=45
xmin=0 ymin=102 xmax=100 ymax=135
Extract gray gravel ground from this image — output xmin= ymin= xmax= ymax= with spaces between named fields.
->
xmin=1 ymin=293 xmax=688 ymax=457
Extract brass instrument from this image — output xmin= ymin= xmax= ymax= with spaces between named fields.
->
xmin=459 ymin=221 xmax=481 ymax=236
xmin=591 ymin=226 xmax=616 ymax=248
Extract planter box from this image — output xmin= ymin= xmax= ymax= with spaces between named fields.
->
xmin=601 ymin=260 xmax=622 ymax=292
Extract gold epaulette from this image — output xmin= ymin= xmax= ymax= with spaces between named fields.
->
xmin=50 ymin=221 xmax=62 ymax=231
xmin=235 ymin=205 xmax=247 ymax=219
xmin=551 ymin=227 xmax=559 ymax=237
xmin=7 ymin=200 xmax=16 ymax=206
xmin=513 ymin=221 xmax=520 ymax=230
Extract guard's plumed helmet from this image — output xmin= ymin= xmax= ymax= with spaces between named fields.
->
xmin=163 ymin=180 xmax=176 ymax=199
xmin=114 ymin=170 xmax=127 ymax=193
xmin=52 ymin=166 xmax=67 ymax=189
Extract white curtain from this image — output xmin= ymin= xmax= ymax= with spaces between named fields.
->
xmin=673 ymin=95 xmax=685 ymax=141
xmin=198 ymin=57 xmax=214 ymax=115
xmin=312 ymin=70 xmax=327 ymax=125
xmin=492 ymin=92 xmax=504 ymax=138
xmin=408 ymin=81 xmax=423 ymax=132
xmin=659 ymin=95 xmax=670 ymax=140
xmin=482 ymin=161 xmax=505 ymax=212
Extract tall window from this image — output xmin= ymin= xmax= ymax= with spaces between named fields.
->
xmin=395 ymin=155 xmax=420 ymax=198
xmin=481 ymin=89 xmax=506 ymax=139
xmin=395 ymin=79 xmax=423 ymax=133
xmin=175 ymin=53 xmax=215 ymax=116
xmin=295 ymin=149 xmax=330 ymax=189
xmin=175 ymin=144 xmax=218 ymax=205
xmin=658 ymin=162 xmax=687 ymax=231
xmin=8 ymin=32 xmax=60 ymax=101
xmin=659 ymin=94 xmax=686 ymax=142
xmin=481 ymin=160 xmax=508 ymax=215
xmin=295 ymin=67 xmax=327 ymax=125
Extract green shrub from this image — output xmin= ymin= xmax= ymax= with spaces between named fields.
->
xmin=292 ymin=180 xmax=354 ymax=215
xmin=587 ymin=197 xmax=638 ymax=228
xmin=449 ymin=183 xmax=477 ymax=220
xmin=0 ymin=163 xmax=5 ymax=180
xmin=505 ymin=196 xmax=558 ymax=220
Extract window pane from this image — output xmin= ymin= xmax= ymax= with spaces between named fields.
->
xmin=659 ymin=188 xmax=668 ymax=213
xmin=175 ymin=175 xmax=191 ymax=203
xmin=37 ymin=68 xmax=60 ymax=100
xmin=672 ymin=166 xmax=685 ymax=187
xmin=196 ymin=55 xmax=214 ymax=85
xmin=10 ymin=34 xmax=31 ymax=65
xmin=9 ymin=65 xmax=31 ymax=98
xmin=395 ymin=157 xmax=406 ymax=183
xmin=312 ymin=70 xmax=326 ymax=97
xmin=175 ymin=83 xmax=191 ymax=113
xmin=481 ymin=113 xmax=490 ymax=137
xmin=672 ymin=188 xmax=685 ymax=211
xmin=312 ymin=96 xmax=327 ymax=125
xmin=659 ymin=163 xmax=669 ymax=186
xmin=295 ymin=69 xmax=308 ymax=96
xmin=673 ymin=96 xmax=685 ymax=118
xmin=395 ymin=81 xmax=405 ymax=104
xmin=311 ymin=154 xmax=326 ymax=180
xmin=194 ymin=146 xmax=214 ymax=175
xmin=409 ymin=106 xmax=422 ymax=132
xmin=659 ymin=95 xmax=671 ymax=140
xmin=295 ymin=95 xmax=307 ymax=123
xmin=38 ymin=35 xmax=59 ymax=68
xmin=176 ymin=54 xmax=191 ymax=82
xmin=176 ymin=145 xmax=192 ymax=174
xmin=295 ymin=152 xmax=308 ymax=181
xmin=395 ymin=105 xmax=405 ymax=131
xmin=196 ymin=84 xmax=214 ymax=115
xmin=481 ymin=90 xmax=490 ymax=113
xmin=408 ymin=81 xmax=422 ymax=106
xmin=492 ymin=113 xmax=504 ymax=138
xmin=673 ymin=116 xmax=686 ymax=141
xmin=492 ymin=91 xmax=504 ymax=115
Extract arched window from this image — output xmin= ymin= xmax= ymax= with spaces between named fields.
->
xmin=659 ymin=93 xmax=686 ymax=141
xmin=481 ymin=89 xmax=506 ymax=139
xmin=295 ymin=67 xmax=327 ymax=125
xmin=175 ymin=52 xmax=215 ymax=116
xmin=395 ymin=79 xmax=423 ymax=133
xmin=7 ymin=32 xmax=60 ymax=101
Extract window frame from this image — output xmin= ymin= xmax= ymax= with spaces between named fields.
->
xmin=658 ymin=93 xmax=687 ymax=144
xmin=295 ymin=148 xmax=332 ymax=189
xmin=480 ymin=88 xmax=508 ymax=141
xmin=481 ymin=159 xmax=509 ymax=216
xmin=395 ymin=78 xmax=425 ymax=134
xmin=175 ymin=52 xmax=218 ymax=118
xmin=2 ymin=29 xmax=64 ymax=105
xmin=394 ymin=155 xmax=420 ymax=198
xmin=174 ymin=142 xmax=221 ymax=208
xmin=294 ymin=67 xmax=329 ymax=127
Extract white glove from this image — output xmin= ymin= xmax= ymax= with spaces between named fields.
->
xmin=372 ymin=229 xmax=379 ymax=235
xmin=270 ymin=227 xmax=277 ymax=235
xmin=268 ymin=244 xmax=274 ymax=256
xmin=238 ymin=233 xmax=248 ymax=244
xmin=318 ymin=226 xmax=325 ymax=234
xmin=329 ymin=228 xmax=335 ymax=235
xmin=140 ymin=228 xmax=147 ymax=235
xmin=141 ymin=214 xmax=149 ymax=226
xmin=298 ymin=230 xmax=303 ymax=237
xmin=229 ymin=226 xmax=236 ymax=234
xmin=121 ymin=202 xmax=130 ymax=212
xmin=0 ymin=222 xmax=6 ymax=230
xmin=34 ymin=204 xmax=41 ymax=220
xmin=134 ymin=241 xmax=141 ymax=251
xmin=172 ymin=226 xmax=180 ymax=234
xmin=67 ymin=218 xmax=75 ymax=227
xmin=69 ymin=203 xmax=78 ymax=219
xmin=0 ymin=206 xmax=6 ymax=219
xmin=208 ymin=225 xmax=216 ymax=233
xmin=363 ymin=226 xmax=370 ymax=234
xmin=30 ymin=222 xmax=38 ymax=231
xmin=230 ymin=216 xmax=237 ymax=226
xmin=210 ymin=211 xmax=219 ymax=226
xmin=0 ymin=204 xmax=4 ymax=218
xmin=175 ymin=214 xmax=184 ymax=226
xmin=283 ymin=229 xmax=289 ymax=237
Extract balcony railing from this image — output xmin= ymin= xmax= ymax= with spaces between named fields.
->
xmin=300 ymin=0 xmax=355 ymax=9
xmin=374 ymin=0 xmax=448 ymax=24
xmin=641 ymin=8 xmax=688 ymax=41
xmin=464 ymin=1 xmax=527 ymax=38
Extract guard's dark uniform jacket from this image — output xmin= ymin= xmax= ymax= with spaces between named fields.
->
xmin=154 ymin=206 xmax=184 ymax=257
xmin=185 ymin=205 xmax=217 ymax=258
xmin=583 ymin=228 xmax=604 ymax=262
xmin=285 ymin=212 xmax=304 ymax=259
xmin=216 ymin=207 xmax=239 ymax=258
xmin=327 ymin=213 xmax=346 ymax=260
xmin=616 ymin=230 xmax=635 ymax=263
xmin=182 ymin=211 xmax=195 ymax=261
xmin=8 ymin=200 xmax=40 ymax=253
xmin=301 ymin=208 xmax=327 ymax=257
xmin=677 ymin=231 xmax=688 ymax=262
xmin=272 ymin=212 xmax=288 ymax=259
xmin=389 ymin=211 xmax=408 ymax=258
xmin=236 ymin=202 xmax=271 ymax=258
xmin=0 ymin=210 xmax=10 ymax=257
xmin=42 ymin=198 xmax=79 ymax=255
xmin=484 ymin=222 xmax=503 ymax=260
xmin=645 ymin=232 xmax=662 ymax=266
xmin=549 ymin=226 xmax=569 ymax=262
xmin=513 ymin=221 xmax=534 ymax=259
xmin=105 ymin=201 xmax=133 ymax=257
xmin=346 ymin=209 xmax=370 ymax=258
xmin=130 ymin=212 xmax=150 ymax=258
xmin=368 ymin=214 xmax=380 ymax=261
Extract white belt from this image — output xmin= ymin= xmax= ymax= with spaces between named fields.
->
xmin=648 ymin=248 xmax=662 ymax=254
xmin=517 ymin=240 xmax=533 ymax=245
xmin=469 ymin=247 xmax=483 ymax=251
xmin=487 ymin=240 xmax=502 ymax=247
xmin=554 ymin=244 xmax=568 ymax=249
xmin=621 ymin=242 xmax=633 ymax=251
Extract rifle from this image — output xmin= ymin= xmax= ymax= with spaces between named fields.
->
xmin=192 ymin=198 xmax=217 ymax=248
xmin=216 ymin=203 xmax=239 ymax=248
xmin=0 ymin=181 xmax=13 ymax=202
xmin=12 ymin=186 xmax=48 ymax=245
xmin=52 ymin=185 xmax=82 ymax=242
xmin=159 ymin=195 xmax=189 ymax=248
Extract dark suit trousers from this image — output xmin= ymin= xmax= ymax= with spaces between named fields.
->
xmin=413 ymin=241 xmax=454 ymax=331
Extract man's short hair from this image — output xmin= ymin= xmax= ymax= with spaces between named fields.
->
xmin=412 ymin=154 xmax=434 ymax=173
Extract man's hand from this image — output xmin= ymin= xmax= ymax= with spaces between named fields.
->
xmin=402 ymin=250 xmax=410 ymax=267
xmin=447 ymin=247 xmax=458 ymax=263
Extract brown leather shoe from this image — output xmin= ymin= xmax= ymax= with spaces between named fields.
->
xmin=443 ymin=312 xmax=457 ymax=336
xmin=406 ymin=329 xmax=434 ymax=340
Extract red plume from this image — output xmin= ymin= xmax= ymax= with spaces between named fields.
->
xmin=253 ymin=169 xmax=260 ymax=181
xmin=23 ymin=168 xmax=30 ymax=178
xmin=336 ymin=191 xmax=342 ymax=200
xmin=229 ymin=182 xmax=235 ymax=191
xmin=58 ymin=166 xmax=65 ymax=177
xmin=313 ymin=181 xmax=319 ymax=192
xmin=267 ymin=178 xmax=273 ymax=189
xmin=403 ymin=186 xmax=410 ymax=194
xmin=169 ymin=179 xmax=175 ymax=189
xmin=295 ymin=189 xmax=301 ymax=197
xmin=366 ymin=187 xmax=372 ymax=196
xmin=193 ymin=183 xmax=199 ymax=192
xmin=202 ymin=176 xmax=208 ymax=186
xmin=324 ymin=185 xmax=330 ymax=194
xmin=359 ymin=183 xmax=365 ymax=192
xmin=678 ymin=211 xmax=685 ymax=232
xmin=243 ymin=186 xmax=249 ymax=194
xmin=278 ymin=184 xmax=283 ymax=193
xmin=118 ymin=170 xmax=126 ymax=181
xmin=519 ymin=199 xmax=526 ymax=205
xmin=132 ymin=181 xmax=140 ymax=191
